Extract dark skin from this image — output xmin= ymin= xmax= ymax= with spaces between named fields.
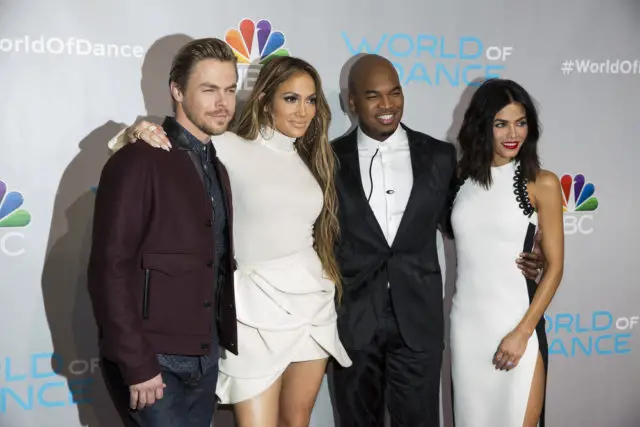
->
xmin=348 ymin=54 xmax=404 ymax=142
xmin=347 ymin=54 xmax=545 ymax=278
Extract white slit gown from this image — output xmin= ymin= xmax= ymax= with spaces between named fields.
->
xmin=450 ymin=161 xmax=547 ymax=427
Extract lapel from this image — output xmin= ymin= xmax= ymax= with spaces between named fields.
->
xmin=163 ymin=115 xmax=207 ymax=188
xmin=163 ymin=116 xmax=233 ymax=223
xmin=336 ymin=124 xmax=437 ymax=249
xmin=337 ymin=129 xmax=388 ymax=247
xmin=213 ymin=159 xmax=233 ymax=226
xmin=390 ymin=124 xmax=436 ymax=248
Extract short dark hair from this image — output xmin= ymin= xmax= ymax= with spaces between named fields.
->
xmin=169 ymin=38 xmax=237 ymax=90
xmin=458 ymin=78 xmax=541 ymax=187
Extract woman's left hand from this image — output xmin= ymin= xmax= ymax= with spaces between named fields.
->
xmin=493 ymin=329 xmax=529 ymax=371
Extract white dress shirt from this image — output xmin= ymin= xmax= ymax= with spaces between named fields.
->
xmin=357 ymin=126 xmax=413 ymax=246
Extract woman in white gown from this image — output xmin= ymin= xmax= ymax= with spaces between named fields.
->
xmin=110 ymin=56 xmax=351 ymax=426
xmin=449 ymin=79 xmax=564 ymax=427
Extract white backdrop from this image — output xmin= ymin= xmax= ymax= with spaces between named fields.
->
xmin=1 ymin=1 xmax=639 ymax=426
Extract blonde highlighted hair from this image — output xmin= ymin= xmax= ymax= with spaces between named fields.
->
xmin=234 ymin=56 xmax=342 ymax=299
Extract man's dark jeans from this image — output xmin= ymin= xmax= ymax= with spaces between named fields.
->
xmin=101 ymin=351 xmax=219 ymax=427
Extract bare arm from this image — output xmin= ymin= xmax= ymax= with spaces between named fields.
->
xmin=516 ymin=170 xmax=565 ymax=336
xmin=493 ymin=170 xmax=564 ymax=370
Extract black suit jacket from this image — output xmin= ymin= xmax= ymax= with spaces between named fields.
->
xmin=88 ymin=118 xmax=237 ymax=385
xmin=332 ymin=123 xmax=456 ymax=352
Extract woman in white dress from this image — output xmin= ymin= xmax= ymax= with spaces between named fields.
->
xmin=111 ymin=56 xmax=351 ymax=426
xmin=449 ymin=79 xmax=564 ymax=427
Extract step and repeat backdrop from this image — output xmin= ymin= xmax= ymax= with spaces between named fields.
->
xmin=1 ymin=0 xmax=639 ymax=426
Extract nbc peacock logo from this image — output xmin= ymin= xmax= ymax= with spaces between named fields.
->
xmin=561 ymin=173 xmax=598 ymax=235
xmin=224 ymin=18 xmax=290 ymax=65
xmin=0 ymin=179 xmax=31 ymax=228
xmin=561 ymin=173 xmax=599 ymax=212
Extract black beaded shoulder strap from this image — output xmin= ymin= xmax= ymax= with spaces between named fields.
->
xmin=513 ymin=163 xmax=535 ymax=217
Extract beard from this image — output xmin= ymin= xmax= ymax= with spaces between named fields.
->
xmin=360 ymin=119 xmax=398 ymax=141
xmin=183 ymin=99 xmax=233 ymax=137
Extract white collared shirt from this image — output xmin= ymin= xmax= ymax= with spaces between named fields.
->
xmin=357 ymin=126 xmax=413 ymax=245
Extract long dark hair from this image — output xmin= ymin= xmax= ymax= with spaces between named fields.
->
xmin=457 ymin=78 xmax=541 ymax=188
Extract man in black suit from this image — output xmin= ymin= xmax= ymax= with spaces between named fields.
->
xmin=331 ymin=54 xmax=542 ymax=427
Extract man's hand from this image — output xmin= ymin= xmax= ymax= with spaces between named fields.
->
xmin=129 ymin=373 xmax=166 ymax=410
xmin=127 ymin=120 xmax=172 ymax=150
xmin=516 ymin=228 xmax=545 ymax=280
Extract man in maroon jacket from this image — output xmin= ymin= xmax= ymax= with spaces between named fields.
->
xmin=87 ymin=38 xmax=238 ymax=427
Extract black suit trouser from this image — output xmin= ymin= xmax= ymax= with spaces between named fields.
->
xmin=333 ymin=294 xmax=442 ymax=427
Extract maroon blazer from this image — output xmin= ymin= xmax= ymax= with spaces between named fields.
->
xmin=88 ymin=121 xmax=237 ymax=386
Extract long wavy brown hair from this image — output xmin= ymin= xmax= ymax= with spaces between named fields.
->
xmin=233 ymin=56 xmax=342 ymax=299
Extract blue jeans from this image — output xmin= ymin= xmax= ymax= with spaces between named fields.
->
xmin=102 ymin=354 xmax=219 ymax=427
